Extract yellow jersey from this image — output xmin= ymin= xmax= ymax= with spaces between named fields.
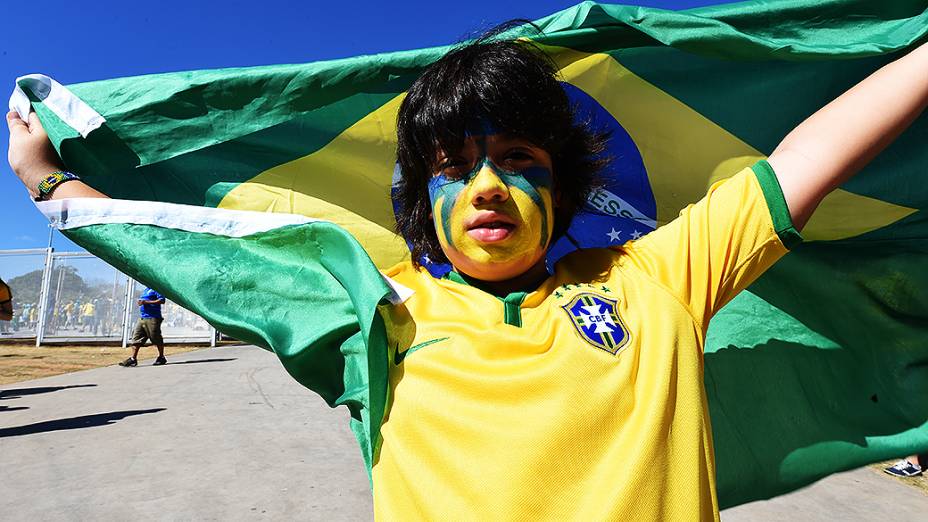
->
xmin=375 ymin=161 xmax=799 ymax=520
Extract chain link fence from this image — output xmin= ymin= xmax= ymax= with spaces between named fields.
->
xmin=0 ymin=248 xmax=216 ymax=346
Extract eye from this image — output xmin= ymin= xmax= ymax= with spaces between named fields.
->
xmin=501 ymin=148 xmax=535 ymax=169
xmin=437 ymin=156 xmax=471 ymax=179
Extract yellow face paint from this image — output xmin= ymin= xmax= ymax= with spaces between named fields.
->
xmin=429 ymin=154 xmax=555 ymax=281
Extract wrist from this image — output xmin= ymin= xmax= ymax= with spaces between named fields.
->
xmin=22 ymin=163 xmax=65 ymax=195
xmin=34 ymin=170 xmax=80 ymax=201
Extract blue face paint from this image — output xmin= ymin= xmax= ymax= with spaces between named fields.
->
xmin=463 ymin=116 xmax=500 ymax=139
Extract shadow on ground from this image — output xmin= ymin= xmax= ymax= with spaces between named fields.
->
xmin=0 ymin=384 xmax=97 ymax=400
xmin=0 ymin=408 xmax=166 ymax=438
xmin=165 ymin=358 xmax=236 ymax=366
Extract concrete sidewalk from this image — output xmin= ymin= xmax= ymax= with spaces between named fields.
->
xmin=2 ymin=345 xmax=925 ymax=520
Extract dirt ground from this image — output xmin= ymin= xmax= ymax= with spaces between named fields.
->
xmin=0 ymin=343 xmax=206 ymax=385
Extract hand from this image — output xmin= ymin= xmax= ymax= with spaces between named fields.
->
xmin=7 ymin=110 xmax=65 ymax=198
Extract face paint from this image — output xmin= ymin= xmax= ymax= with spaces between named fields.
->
xmin=428 ymin=140 xmax=555 ymax=274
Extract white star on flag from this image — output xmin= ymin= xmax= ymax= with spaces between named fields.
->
xmin=630 ymin=230 xmax=642 ymax=240
xmin=606 ymin=228 xmax=622 ymax=242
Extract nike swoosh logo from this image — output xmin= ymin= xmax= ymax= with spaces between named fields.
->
xmin=394 ymin=337 xmax=450 ymax=365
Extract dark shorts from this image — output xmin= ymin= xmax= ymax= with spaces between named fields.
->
xmin=131 ymin=318 xmax=164 ymax=346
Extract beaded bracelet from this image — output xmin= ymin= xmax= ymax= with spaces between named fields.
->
xmin=35 ymin=171 xmax=80 ymax=201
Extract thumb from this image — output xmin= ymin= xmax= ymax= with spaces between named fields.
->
xmin=6 ymin=110 xmax=28 ymax=136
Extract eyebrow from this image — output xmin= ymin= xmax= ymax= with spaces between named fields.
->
xmin=433 ymin=133 xmax=538 ymax=162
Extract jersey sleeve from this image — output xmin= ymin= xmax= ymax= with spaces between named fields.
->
xmin=621 ymin=160 xmax=801 ymax=331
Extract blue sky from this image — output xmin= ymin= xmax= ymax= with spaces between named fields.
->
xmin=1 ymin=0 xmax=720 ymax=257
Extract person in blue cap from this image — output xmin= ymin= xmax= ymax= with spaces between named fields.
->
xmin=120 ymin=287 xmax=167 ymax=367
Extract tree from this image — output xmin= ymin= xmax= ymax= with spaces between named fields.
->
xmin=8 ymin=265 xmax=89 ymax=306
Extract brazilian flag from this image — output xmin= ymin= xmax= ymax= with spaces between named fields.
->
xmin=12 ymin=0 xmax=928 ymax=508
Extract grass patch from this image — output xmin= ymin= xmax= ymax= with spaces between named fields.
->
xmin=0 ymin=344 xmax=206 ymax=385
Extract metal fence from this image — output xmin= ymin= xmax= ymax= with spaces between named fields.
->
xmin=0 ymin=248 xmax=216 ymax=346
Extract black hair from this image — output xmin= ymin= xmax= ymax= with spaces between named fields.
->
xmin=394 ymin=21 xmax=610 ymax=267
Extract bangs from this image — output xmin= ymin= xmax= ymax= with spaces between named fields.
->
xmin=400 ymin=38 xmax=570 ymax=173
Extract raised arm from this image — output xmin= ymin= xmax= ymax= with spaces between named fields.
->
xmin=6 ymin=110 xmax=107 ymax=200
xmin=769 ymin=42 xmax=928 ymax=230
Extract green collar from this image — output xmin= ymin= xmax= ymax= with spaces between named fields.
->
xmin=444 ymin=271 xmax=527 ymax=327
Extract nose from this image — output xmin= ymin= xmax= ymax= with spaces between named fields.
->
xmin=470 ymin=162 xmax=510 ymax=205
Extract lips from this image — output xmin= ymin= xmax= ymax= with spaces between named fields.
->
xmin=465 ymin=212 xmax=517 ymax=243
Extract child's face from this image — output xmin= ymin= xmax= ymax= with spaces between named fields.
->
xmin=428 ymin=133 xmax=555 ymax=282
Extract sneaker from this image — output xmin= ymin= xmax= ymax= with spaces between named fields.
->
xmin=118 ymin=357 xmax=137 ymax=367
xmin=884 ymin=459 xmax=923 ymax=477
xmin=153 ymin=356 xmax=167 ymax=366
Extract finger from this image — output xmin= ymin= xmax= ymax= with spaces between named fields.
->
xmin=6 ymin=110 xmax=28 ymax=134
xmin=27 ymin=111 xmax=48 ymax=138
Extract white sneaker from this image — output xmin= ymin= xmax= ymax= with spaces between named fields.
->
xmin=884 ymin=459 xmax=923 ymax=477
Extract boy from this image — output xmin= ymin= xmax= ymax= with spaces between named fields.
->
xmin=7 ymin=33 xmax=928 ymax=520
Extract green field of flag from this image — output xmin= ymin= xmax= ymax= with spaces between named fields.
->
xmin=14 ymin=0 xmax=928 ymax=507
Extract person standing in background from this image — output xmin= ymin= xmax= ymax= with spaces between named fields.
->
xmin=119 ymin=287 xmax=167 ymax=367
xmin=78 ymin=300 xmax=94 ymax=332
xmin=0 ymin=278 xmax=13 ymax=324
xmin=63 ymin=300 xmax=75 ymax=330
xmin=90 ymin=298 xmax=101 ymax=335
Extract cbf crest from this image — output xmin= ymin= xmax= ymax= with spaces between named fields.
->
xmin=561 ymin=293 xmax=630 ymax=355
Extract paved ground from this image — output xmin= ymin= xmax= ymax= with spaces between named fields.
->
xmin=1 ymin=345 xmax=371 ymax=521
xmin=2 ymin=345 xmax=926 ymax=521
